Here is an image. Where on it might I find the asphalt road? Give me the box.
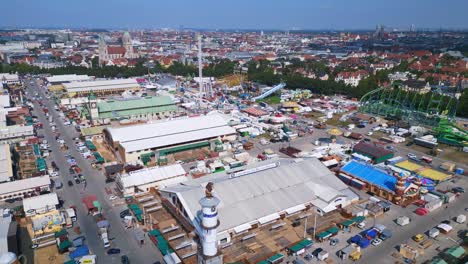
[360,190,468,264]
[27,79,162,263]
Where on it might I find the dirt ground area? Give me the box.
[223,222,301,264]
[93,138,116,162]
[431,145,468,163]
[172,148,211,163]
[34,245,65,264]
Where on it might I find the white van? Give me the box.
[429,228,440,238]
[66,208,77,222]
[101,232,110,248]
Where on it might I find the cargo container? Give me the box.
[439,162,455,172]
[419,239,433,249]
[338,244,361,260]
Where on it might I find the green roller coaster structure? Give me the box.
[434,118,468,147]
[360,87,467,147]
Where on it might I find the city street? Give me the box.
[27,79,163,263]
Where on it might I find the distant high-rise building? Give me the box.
[410,24,416,32]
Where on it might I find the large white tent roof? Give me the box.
[106,114,236,153]
[162,158,353,233]
[63,78,138,92]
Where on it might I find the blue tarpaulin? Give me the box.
[366,229,378,239]
[350,235,361,244]
[358,237,370,248]
[69,245,89,259]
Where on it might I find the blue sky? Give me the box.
[1,0,467,30]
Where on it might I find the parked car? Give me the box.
[108,195,118,201]
[452,187,465,193]
[304,253,313,261]
[107,248,121,255]
[121,255,130,264]
[357,221,366,229]
[371,238,382,246]
[312,248,324,257]
[407,153,418,160]
[330,238,339,246]
[105,178,115,184]
[413,234,425,242]
[120,209,131,218]
[385,146,396,151]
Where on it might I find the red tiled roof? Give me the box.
[353,142,393,159]
[107,46,126,55]
[242,107,268,117]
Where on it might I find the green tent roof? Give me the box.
[54,229,68,238]
[341,219,355,227]
[316,231,332,239]
[33,144,41,156]
[267,253,284,262]
[85,140,97,150]
[129,204,140,210]
[58,239,72,250]
[430,258,447,264]
[257,261,269,264]
[352,216,366,223]
[326,226,339,234]
[98,96,174,112]
[445,246,465,258]
[289,239,313,253]
[149,229,162,237]
[159,141,210,156]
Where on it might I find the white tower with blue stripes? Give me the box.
[198,182,223,264]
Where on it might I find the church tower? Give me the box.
[88,91,99,124]
[122,31,134,58]
[98,34,108,66]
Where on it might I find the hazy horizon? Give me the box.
[1,0,467,31]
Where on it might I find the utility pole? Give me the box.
[313,213,317,240]
[303,217,308,238]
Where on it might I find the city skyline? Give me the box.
[1,0,467,30]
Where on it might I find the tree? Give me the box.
[457,89,468,118]
[425,76,435,85]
